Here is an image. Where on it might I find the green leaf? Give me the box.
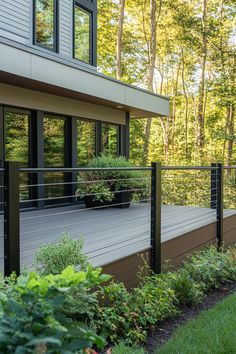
[26,336,62,347]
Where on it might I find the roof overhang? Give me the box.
[0,39,170,118]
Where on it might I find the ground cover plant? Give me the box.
[34,240,236,347]
[90,246,236,346]
[0,241,235,353]
[155,292,236,354]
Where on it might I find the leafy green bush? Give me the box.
[77,155,149,203]
[93,279,177,345]
[167,269,204,306]
[181,246,236,291]
[0,266,109,353]
[35,233,89,275]
[94,282,131,343]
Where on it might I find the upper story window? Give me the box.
[74,1,96,66]
[34,0,57,51]
[74,5,91,64]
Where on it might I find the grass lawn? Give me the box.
[155,292,236,354]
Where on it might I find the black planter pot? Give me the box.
[84,191,131,209]
[114,190,131,208]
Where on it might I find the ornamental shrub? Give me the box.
[35,233,89,275]
[181,246,236,291]
[93,279,177,345]
[167,269,204,306]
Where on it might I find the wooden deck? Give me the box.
[0,203,236,274]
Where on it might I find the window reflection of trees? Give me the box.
[44,117,65,199]
[102,124,118,157]
[77,120,96,166]
[74,6,91,63]
[5,111,30,200]
[35,0,55,49]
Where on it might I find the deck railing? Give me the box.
[1,162,236,276]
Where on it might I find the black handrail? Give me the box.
[20,167,152,172]
[162,166,219,171]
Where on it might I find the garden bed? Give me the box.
[0,238,235,353]
[147,281,236,353]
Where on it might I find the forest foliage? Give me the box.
[97,0,236,166]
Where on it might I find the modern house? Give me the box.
[0,1,236,288]
[0,0,169,205]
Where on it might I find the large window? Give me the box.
[77,119,96,166]
[44,116,65,199]
[4,109,30,200]
[74,4,92,64]
[34,0,57,51]
[102,124,119,157]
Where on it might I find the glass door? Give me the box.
[102,123,119,157]
[44,116,66,203]
[77,119,96,166]
[4,108,30,202]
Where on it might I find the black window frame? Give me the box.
[33,0,58,53]
[73,0,97,66]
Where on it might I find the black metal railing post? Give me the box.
[151,162,162,274]
[211,163,217,209]
[4,161,20,276]
[216,163,223,249]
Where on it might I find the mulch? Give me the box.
[146,281,236,353]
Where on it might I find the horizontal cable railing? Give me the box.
[0,162,235,277]
[15,165,152,273]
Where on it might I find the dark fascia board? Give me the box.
[0,36,169,103]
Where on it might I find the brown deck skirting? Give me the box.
[102,250,150,290]
[102,215,236,289]
[223,214,236,246]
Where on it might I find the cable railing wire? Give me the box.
[20,198,151,221]
[20,187,150,203]
[19,177,152,189]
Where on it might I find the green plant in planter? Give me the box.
[77,155,149,207]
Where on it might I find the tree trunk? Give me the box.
[116,0,126,80]
[227,104,235,167]
[142,0,161,165]
[181,49,189,159]
[196,0,207,158]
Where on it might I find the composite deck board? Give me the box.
[0,204,235,272]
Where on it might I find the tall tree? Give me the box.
[142,0,162,165]
[116,0,126,80]
[196,0,208,156]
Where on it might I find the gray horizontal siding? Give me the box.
[60,0,72,57]
[0,0,77,61]
[0,0,30,41]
